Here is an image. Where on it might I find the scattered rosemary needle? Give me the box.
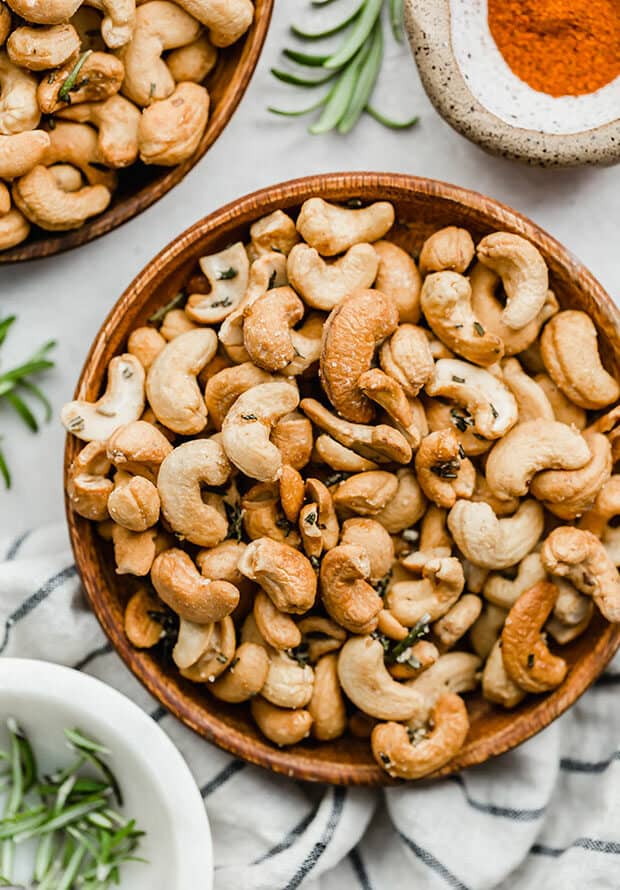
[0,316,56,490]
[269,0,418,134]
[0,721,146,889]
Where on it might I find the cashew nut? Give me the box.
[173,0,253,47]
[333,470,399,517]
[477,232,549,330]
[146,328,217,434]
[62,354,145,442]
[0,51,39,133]
[373,468,426,534]
[358,368,423,447]
[379,324,434,398]
[221,381,300,482]
[0,206,29,249]
[448,499,544,570]
[151,547,239,623]
[179,616,236,682]
[415,429,475,509]
[419,226,475,276]
[373,239,422,323]
[307,653,346,741]
[124,586,163,649]
[297,615,346,662]
[482,639,525,708]
[483,551,546,609]
[138,81,209,165]
[108,471,160,531]
[272,411,314,470]
[242,480,300,546]
[296,197,394,257]
[186,242,249,324]
[534,373,586,429]
[58,95,141,168]
[425,358,518,439]
[38,51,125,114]
[242,286,304,372]
[432,594,482,651]
[67,441,113,521]
[251,698,313,747]
[287,242,378,311]
[112,524,157,575]
[167,34,217,83]
[385,556,464,625]
[7,23,80,69]
[5,0,81,25]
[485,419,591,501]
[501,581,567,693]
[249,210,299,259]
[13,164,111,231]
[319,544,382,634]
[205,361,272,431]
[340,517,394,582]
[501,357,554,422]
[530,430,612,519]
[253,589,301,651]
[262,648,314,709]
[106,419,172,481]
[423,397,492,457]
[404,651,481,727]
[238,537,317,614]
[470,602,507,659]
[541,310,620,410]
[210,642,269,703]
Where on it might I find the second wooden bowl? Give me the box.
[1,0,273,264]
[65,172,620,785]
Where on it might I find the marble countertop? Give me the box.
[2,0,619,537]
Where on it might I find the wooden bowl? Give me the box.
[0,0,273,265]
[65,172,620,785]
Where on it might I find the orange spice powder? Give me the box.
[487,0,620,97]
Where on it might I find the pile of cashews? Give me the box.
[63,196,620,780]
[0,0,254,248]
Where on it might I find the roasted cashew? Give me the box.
[387,638,439,680]
[147,328,216,434]
[477,232,549,329]
[107,419,172,481]
[320,289,399,423]
[0,4,9,45]
[196,540,251,592]
[501,581,567,693]
[432,594,482,651]
[542,526,620,623]
[469,263,558,355]
[358,368,423,447]
[448,499,544,570]
[261,647,314,709]
[470,602,507,659]
[242,481,300,546]
[248,210,299,259]
[313,435,378,472]
[172,618,216,670]
[127,326,165,370]
[242,286,304,372]
[39,121,116,189]
[425,358,518,439]
[534,373,586,429]
[151,547,238,623]
[337,636,424,721]
[333,470,398,517]
[300,397,412,464]
[541,310,620,410]
[483,551,546,609]
[5,0,81,24]
[297,615,346,662]
[179,616,236,682]
[158,438,231,546]
[423,397,492,457]
[7,23,80,69]
[471,470,519,516]
[210,642,269,703]
[320,544,382,634]
[62,354,145,442]
[254,589,301,651]
[296,197,394,256]
[107,471,160,531]
[415,429,475,508]
[308,653,346,741]
[124,586,163,649]
[419,226,475,276]
[530,430,612,520]
[119,1,201,106]
[304,477,339,550]
[167,34,217,83]
[221,381,300,482]
[160,308,196,340]
[0,206,29,249]
[251,698,313,747]
[379,324,434,398]
[579,475,620,538]
[38,51,125,114]
[421,271,504,367]
[139,80,209,165]
[0,130,48,180]
[482,640,525,708]
[186,242,249,324]
[286,242,378,311]
[173,0,253,47]
[340,517,394,582]
[13,164,111,231]
[374,239,422,323]
[0,51,39,134]
[272,412,314,470]
[112,524,157,575]
[419,505,452,552]
[501,358,554,423]
[58,95,141,168]
[373,468,426,534]
[67,441,113,521]
[238,537,317,614]
[205,361,272,431]
[372,693,469,780]
[404,651,481,727]
[385,556,464,625]
[485,419,591,501]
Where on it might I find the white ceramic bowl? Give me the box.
[0,659,213,890]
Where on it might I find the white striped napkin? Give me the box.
[2,524,620,890]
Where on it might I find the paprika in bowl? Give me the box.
[405,0,620,166]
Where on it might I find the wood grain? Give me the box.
[0,0,273,265]
[65,173,620,785]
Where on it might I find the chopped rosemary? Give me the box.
[0,317,56,489]
[490,403,499,419]
[148,291,186,324]
[372,569,392,598]
[216,267,238,280]
[288,643,310,666]
[473,321,485,336]
[268,269,278,289]
[384,614,431,665]
[276,516,293,536]
[309,555,321,571]
[452,375,465,383]
[215,653,228,664]
[324,471,349,487]
[346,198,364,208]
[527,653,535,668]
[58,50,92,102]
[457,443,466,460]
[241,413,258,421]
[224,501,244,542]
[304,510,318,525]
[430,460,460,479]
[210,297,233,308]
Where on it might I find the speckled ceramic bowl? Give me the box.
[405,0,620,167]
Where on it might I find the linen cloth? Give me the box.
[1,524,620,890]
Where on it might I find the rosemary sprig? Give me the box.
[0,722,145,888]
[58,50,92,103]
[148,291,187,325]
[0,317,56,490]
[270,0,418,134]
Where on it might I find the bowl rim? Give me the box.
[404,0,620,167]
[0,657,213,889]
[65,171,620,785]
[0,0,274,265]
